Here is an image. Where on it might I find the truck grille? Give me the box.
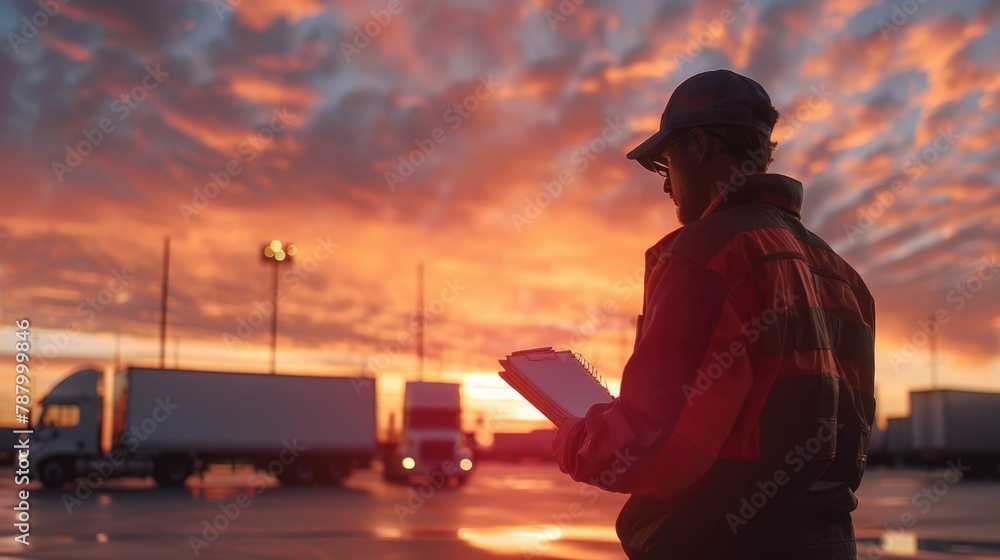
[420,441,455,462]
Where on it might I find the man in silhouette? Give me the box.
[553,69,876,559]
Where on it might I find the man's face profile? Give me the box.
[660,131,719,225]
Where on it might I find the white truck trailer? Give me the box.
[910,389,1000,478]
[31,367,377,489]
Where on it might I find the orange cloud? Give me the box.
[3,0,1000,431]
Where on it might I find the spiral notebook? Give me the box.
[498,346,615,427]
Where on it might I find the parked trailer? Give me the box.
[882,417,915,467]
[910,389,1000,477]
[32,367,376,489]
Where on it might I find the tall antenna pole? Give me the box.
[417,261,425,382]
[929,314,939,388]
[159,236,170,368]
[270,260,279,374]
[173,335,180,369]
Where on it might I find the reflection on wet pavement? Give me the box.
[2,464,998,559]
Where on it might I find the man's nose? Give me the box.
[662,174,672,195]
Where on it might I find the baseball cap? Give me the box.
[627,69,775,172]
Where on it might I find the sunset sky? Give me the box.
[1,0,999,434]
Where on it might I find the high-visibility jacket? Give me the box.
[554,173,876,559]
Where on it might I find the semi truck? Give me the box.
[31,366,377,489]
[909,389,1000,477]
[382,381,475,485]
[0,425,23,466]
[867,389,1000,478]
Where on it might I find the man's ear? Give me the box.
[690,128,710,163]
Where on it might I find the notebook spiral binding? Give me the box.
[572,352,612,396]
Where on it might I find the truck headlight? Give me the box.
[401,457,416,470]
[459,458,473,471]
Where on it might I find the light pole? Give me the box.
[262,239,296,374]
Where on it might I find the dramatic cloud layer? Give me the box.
[2,0,998,427]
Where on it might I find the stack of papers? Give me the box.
[499,346,615,427]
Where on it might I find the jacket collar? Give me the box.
[701,173,803,219]
[643,173,803,285]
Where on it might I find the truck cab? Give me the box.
[32,368,103,488]
[384,381,474,485]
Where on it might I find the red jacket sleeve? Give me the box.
[553,251,755,496]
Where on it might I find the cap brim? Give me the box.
[626,129,670,172]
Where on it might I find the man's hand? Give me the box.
[552,416,584,474]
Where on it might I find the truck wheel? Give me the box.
[279,460,318,486]
[382,463,407,485]
[39,459,69,489]
[964,458,996,480]
[382,466,398,483]
[321,460,351,486]
[152,458,192,487]
[381,452,411,485]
